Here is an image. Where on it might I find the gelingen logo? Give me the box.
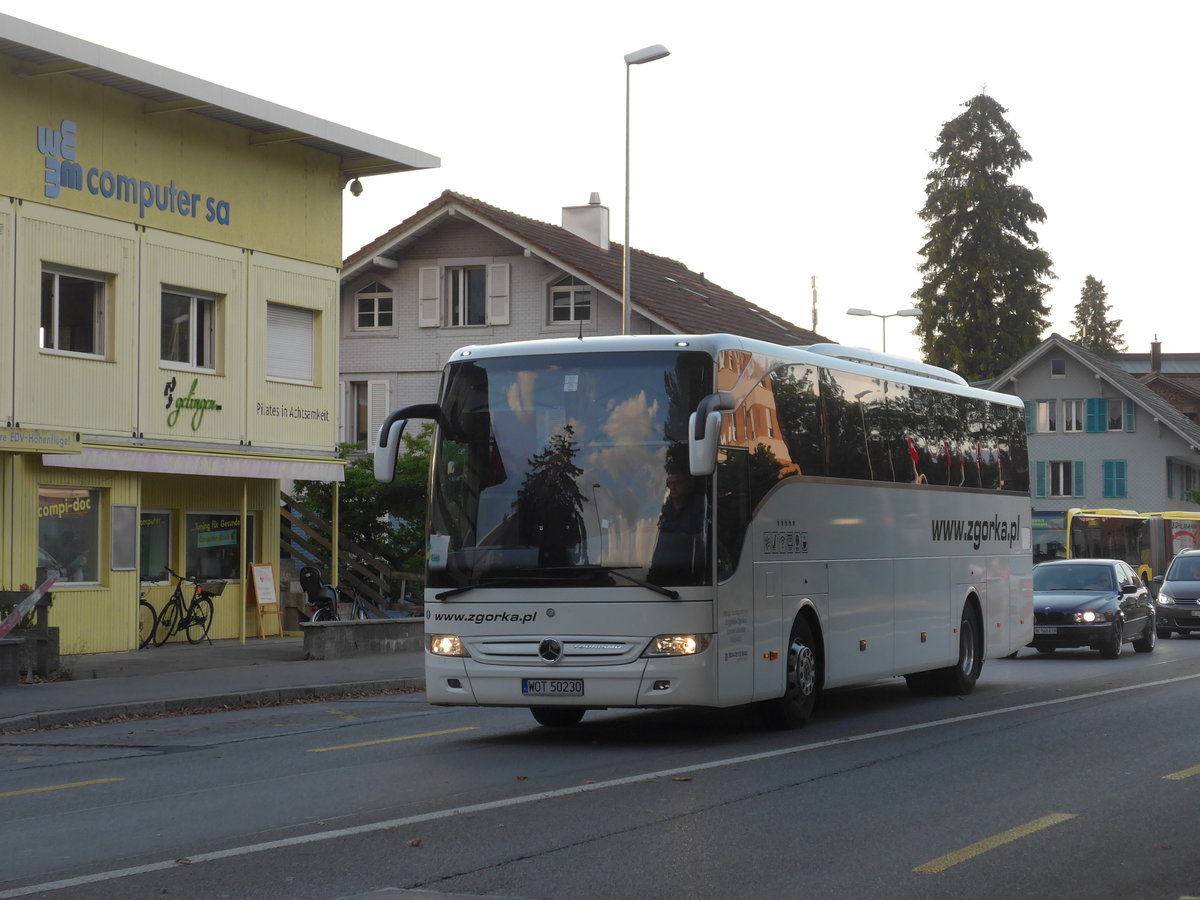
[38,119,232,225]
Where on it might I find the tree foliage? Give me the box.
[1070,275,1126,353]
[914,94,1054,381]
[291,424,433,575]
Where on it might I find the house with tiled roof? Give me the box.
[989,334,1200,561]
[337,190,828,448]
[1104,340,1200,425]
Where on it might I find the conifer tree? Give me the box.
[1070,275,1126,353]
[914,94,1054,381]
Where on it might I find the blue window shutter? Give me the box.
[1085,398,1105,432]
[1034,460,1047,498]
[1073,461,1086,498]
[1123,398,1135,432]
[1103,460,1128,498]
[1024,400,1034,434]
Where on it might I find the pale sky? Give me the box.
[6,0,1194,364]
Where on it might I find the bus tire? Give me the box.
[909,604,982,696]
[530,707,585,727]
[763,615,819,729]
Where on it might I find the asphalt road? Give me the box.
[3,637,1200,899]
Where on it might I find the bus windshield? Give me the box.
[427,349,714,590]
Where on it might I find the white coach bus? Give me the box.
[374,334,1033,728]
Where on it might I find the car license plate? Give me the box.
[1190,610,1200,617]
[1034,626,1057,635]
[522,678,584,697]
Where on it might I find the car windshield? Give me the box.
[1166,556,1200,581]
[1034,564,1116,592]
[427,349,715,590]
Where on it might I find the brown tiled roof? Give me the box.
[344,190,829,346]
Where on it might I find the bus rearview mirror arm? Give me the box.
[374,403,443,483]
[688,391,734,477]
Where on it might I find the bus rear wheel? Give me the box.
[906,605,982,696]
[530,707,585,727]
[763,616,819,729]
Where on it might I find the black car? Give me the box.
[1030,559,1156,658]
[1154,548,1200,637]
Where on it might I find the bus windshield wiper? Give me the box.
[539,565,680,599]
[434,575,555,600]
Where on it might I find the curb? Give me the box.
[0,676,425,733]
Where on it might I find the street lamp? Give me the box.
[846,307,920,353]
[622,43,670,336]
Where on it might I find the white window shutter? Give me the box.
[337,380,347,444]
[266,303,314,383]
[418,266,440,328]
[487,263,510,325]
[367,380,390,452]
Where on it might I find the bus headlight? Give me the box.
[427,634,468,656]
[643,634,711,657]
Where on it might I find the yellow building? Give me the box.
[0,15,438,653]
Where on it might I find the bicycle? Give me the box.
[300,566,371,622]
[137,578,157,649]
[152,567,224,646]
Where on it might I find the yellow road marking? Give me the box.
[324,709,359,722]
[914,813,1076,874]
[0,778,123,799]
[307,726,477,753]
[1164,764,1200,781]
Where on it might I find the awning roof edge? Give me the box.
[42,447,345,482]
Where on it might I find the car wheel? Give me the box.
[1100,619,1124,659]
[1133,615,1158,653]
[530,707,585,727]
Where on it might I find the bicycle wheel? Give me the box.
[311,605,335,622]
[153,600,180,646]
[138,600,157,649]
[185,597,214,644]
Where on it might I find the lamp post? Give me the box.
[846,307,920,353]
[622,43,670,336]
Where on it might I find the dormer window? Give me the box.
[550,275,591,323]
[355,281,393,330]
[1051,358,1066,377]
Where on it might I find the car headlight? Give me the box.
[643,634,711,657]
[1158,589,1176,606]
[427,633,468,656]
[1075,610,1112,624]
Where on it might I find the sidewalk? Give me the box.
[0,637,426,733]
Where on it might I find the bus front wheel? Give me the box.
[763,616,819,729]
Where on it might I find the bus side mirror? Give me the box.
[374,418,407,483]
[688,391,734,477]
[372,402,444,483]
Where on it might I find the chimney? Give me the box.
[562,192,610,250]
[1151,336,1162,372]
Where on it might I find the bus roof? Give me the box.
[446,334,1021,408]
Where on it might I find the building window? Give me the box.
[447,266,486,326]
[1051,358,1066,377]
[355,282,393,330]
[37,487,101,584]
[1049,461,1076,497]
[1036,400,1057,433]
[1102,460,1128,498]
[161,289,216,371]
[185,512,255,581]
[1062,399,1084,432]
[1086,397,1133,432]
[266,302,314,383]
[41,267,105,357]
[139,511,172,582]
[550,275,592,323]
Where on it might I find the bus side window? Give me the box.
[716,447,750,580]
